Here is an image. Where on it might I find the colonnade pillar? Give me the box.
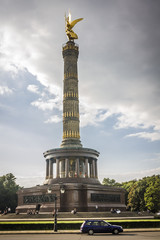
[88,158,98,178]
[85,158,88,178]
[48,159,53,179]
[56,159,59,178]
[46,159,49,179]
[75,158,79,177]
[95,160,98,178]
[92,159,96,178]
[65,158,69,178]
[45,157,98,180]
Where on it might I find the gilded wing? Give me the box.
[70,18,83,29]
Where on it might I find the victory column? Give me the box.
[16,13,126,213]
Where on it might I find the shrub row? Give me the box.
[109,221,160,229]
[0,220,160,231]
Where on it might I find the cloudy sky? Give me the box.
[0,0,160,187]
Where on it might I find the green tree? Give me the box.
[102,178,121,187]
[102,178,137,206]
[102,175,160,212]
[0,173,20,213]
[121,180,137,207]
[127,177,148,211]
[144,175,160,213]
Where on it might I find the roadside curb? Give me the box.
[0,228,160,234]
[124,228,160,232]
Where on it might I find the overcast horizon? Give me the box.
[0,0,160,187]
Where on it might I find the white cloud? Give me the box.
[31,98,59,111]
[80,101,99,127]
[80,99,113,127]
[0,27,28,75]
[27,84,40,94]
[126,131,160,142]
[45,115,61,124]
[0,85,13,95]
[0,11,62,93]
[114,106,151,130]
[29,85,62,112]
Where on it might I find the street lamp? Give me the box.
[60,187,65,194]
[47,186,65,232]
[47,188,57,232]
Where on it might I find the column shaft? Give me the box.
[56,159,59,178]
[46,159,49,179]
[75,158,79,177]
[65,158,69,178]
[95,159,98,178]
[89,162,92,178]
[85,158,88,178]
[49,159,53,179]
[92,159,96,178]
[61,41,82,148]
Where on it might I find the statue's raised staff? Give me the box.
[65,12,83,40]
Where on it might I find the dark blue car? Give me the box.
[80,220,123,235]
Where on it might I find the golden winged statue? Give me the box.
[65,12,83,40]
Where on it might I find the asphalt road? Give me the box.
[0,232,160,240]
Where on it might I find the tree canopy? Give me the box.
[102,175,160,213]
[144,175,160,212]
[0,173,20,213]
[102,178,121,187]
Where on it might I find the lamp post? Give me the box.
[47,186,65,232]
[47,188,57,232]
[53,195,57,232]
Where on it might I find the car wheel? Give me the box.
[88,229,94,235]
[113,229,119,235]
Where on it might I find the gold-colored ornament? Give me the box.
[65,11,83,40]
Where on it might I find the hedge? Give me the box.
[0,220,160,231]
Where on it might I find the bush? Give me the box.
[0,220,160,231]
[108,220,160,229]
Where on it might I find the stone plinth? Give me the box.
[17,183,126,213]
